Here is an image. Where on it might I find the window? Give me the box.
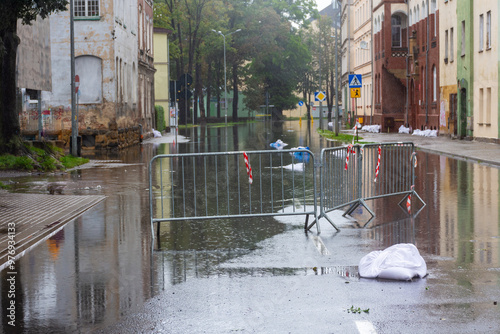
[486,11,491,49]
[479,14,484,52]
[431,0,437,36]
[391,15,402,47]
[444,30,449,62]
[486,88,491,123]
[75,56,102,103]
[461,21,466,56]
[433,66,437,101]
[74,0,99,17]
[450,27,454,61]
[479,88,484,123]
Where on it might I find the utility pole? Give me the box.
[70,0,78,156]
[334,0,341,136]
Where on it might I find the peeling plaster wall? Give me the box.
[44,0,138,132]
[17,17,52,91]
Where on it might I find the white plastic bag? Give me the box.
[152,129,162,138]
[359,243,427,281]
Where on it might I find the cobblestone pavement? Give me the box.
[0,191,106,271]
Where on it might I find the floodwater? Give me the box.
[1,120,499,333]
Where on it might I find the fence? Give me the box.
[306,142,425,231]
[149,143,425,235]
[149,148,320,234]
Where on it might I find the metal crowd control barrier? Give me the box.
[149,149,320,235]
[149,143,425,235]
[306,142,425,231]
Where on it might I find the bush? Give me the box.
[155,105,166,132]
[0,154,34,170]
[60,155,89,169]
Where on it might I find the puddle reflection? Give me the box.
[0,121,499,332]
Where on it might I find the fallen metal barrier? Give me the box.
[306,142,425,231]
[149,149,320,235]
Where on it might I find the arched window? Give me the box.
[391,14,402,47]
[75,55,102,103]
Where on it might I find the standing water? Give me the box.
[1,120,499,332]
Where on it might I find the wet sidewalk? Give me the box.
[0,191,106,272]
[353,131,500,167]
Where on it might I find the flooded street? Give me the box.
[1,120,499,333]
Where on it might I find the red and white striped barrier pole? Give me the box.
[243,152,253,184]
[411,151,418,167]
[374,145,381,182]
[345,144,354,171]
[406,185,415,214]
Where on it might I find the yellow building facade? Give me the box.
[472,1,498,140]
[153,28,171,127]
[439,0,458,136]
[353,0,373,125]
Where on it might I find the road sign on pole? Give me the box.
[314,91,326,102]
[75,75,80,93]
[348,74,362,88]
[350,87,361,98]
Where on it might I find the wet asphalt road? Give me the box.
[1,121,500,333]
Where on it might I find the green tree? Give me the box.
[243,7,312,120]
[0,0,68,154]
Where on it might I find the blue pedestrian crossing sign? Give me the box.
[348,74,362,88]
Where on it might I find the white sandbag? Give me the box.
[359,243,427,281]
[361,124,381,133]
[152,129,162,138]
[398,125,410,134]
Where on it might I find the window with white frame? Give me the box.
[391,14,402,47]
[431,0,437,36]
[445,30,448,61]
[450,27,454,61]
[461,21,465,56]
[479,14,484,52]
[486,11,491,49]
[433,65,437,101]
[479,88,484,123]
[74,0,99,17]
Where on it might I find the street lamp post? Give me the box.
[333,0,341,136]
[211,28,241,127]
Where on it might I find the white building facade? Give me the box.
[43,0,154,149]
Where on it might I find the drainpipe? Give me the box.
[425,0,429,125]
[405,0,409,127]
[370,0,373,125]
[347,0,351,121]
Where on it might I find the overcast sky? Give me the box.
[315,0,333,11]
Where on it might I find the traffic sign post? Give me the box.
[349,75,362,124]
[314,91,326,102]
[348,74,362,88]
[350,87,361,98]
